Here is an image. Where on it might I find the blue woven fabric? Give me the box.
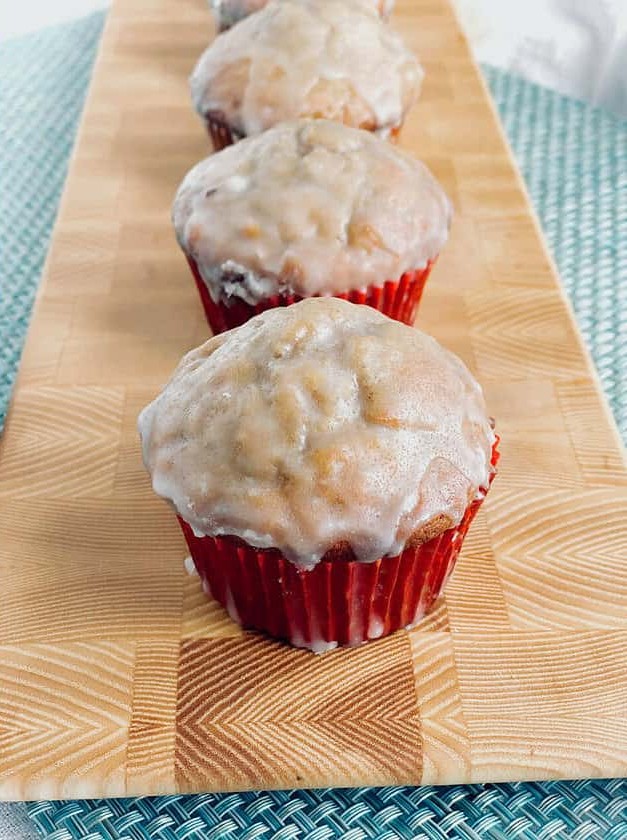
[1,10,626,840]
[482,65,627,436]
[0,12,106,431]
[23,782,627,839]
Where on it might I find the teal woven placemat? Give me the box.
[23,783,627,840]
[0,12,106,433]
[482,65,627,437]
[1,11,626,840]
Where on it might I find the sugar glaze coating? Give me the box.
[139,299,495,569]
[191,0,422,137]
[173,120,451,304]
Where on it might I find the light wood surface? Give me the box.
[1,0,626,800]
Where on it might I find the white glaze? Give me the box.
[306,638,339,654]
[139,298,495,570]
[368,616,385,639]
[173,120,451,303]
[183,555,198,576]
[191,0,422,136]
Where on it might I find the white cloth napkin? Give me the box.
[453,0,627,117]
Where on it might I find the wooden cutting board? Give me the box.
[1,0,627,801]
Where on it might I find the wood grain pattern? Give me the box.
[174,635,422,791]
[0,0,626,798]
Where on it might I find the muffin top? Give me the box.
[139,298,495,569]
[173,120,451,303]
[211,0,394,31]
[191,0,422,137]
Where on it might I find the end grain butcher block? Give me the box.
[1,0,627,800]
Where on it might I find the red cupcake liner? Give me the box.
[205,111,243,151]
[186,255,434,334]
[178,441,499,651]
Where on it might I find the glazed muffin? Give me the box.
[173,119,451,333]
[191,0,422,149]
[139,298,498,651]
[210,0,395,32]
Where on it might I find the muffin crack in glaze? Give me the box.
[173,120,451,304]
[139,299,495,570]
[191,0,423,136]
